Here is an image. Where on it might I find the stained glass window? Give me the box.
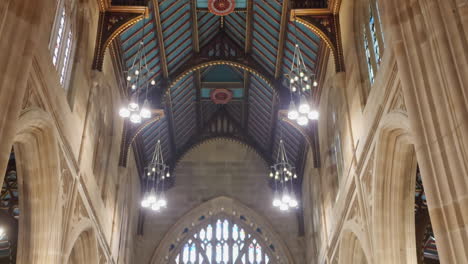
[363,0,384,85]
[173,218,271,264]
[364,32,375,84]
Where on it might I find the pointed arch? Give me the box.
[13,107,62,264]
[338,222,371,264]
[63,219,99,264]
[149,196,295,264]
[372,111,418,264]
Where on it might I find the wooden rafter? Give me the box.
[275,0,290,79]
[242,71,250,128]
[195,70,202,131]
[190,0,200,52]
[151,0,169,78]
[268,91,280,154]
[244,0,253,53]
[164,91,178,158]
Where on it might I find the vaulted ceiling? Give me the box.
[115,0,325,181]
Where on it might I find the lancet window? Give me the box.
[173,218,271,264]
[362,0,384,85]
[50,0,76,89]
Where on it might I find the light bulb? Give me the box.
[140,99,151,119]
[131,84,136,90]
[166,172,170,177]
[303,76,308,81]
[298,95,310,114]
[141,199,150,208]
[294,76,299,81]
[313,80,318,87]
[280,203,289,211]
[290,78,295,84]
[282,192,291,204]
[158,198,167,208]
[293,174,297,179]
[273,198,281,207]
[151,80,156,85]
[130,113,142,123]
[135,70,140,75]
[269,172,274,178]
[297,115,309,126]
[128,102,139,111]
[119,107,130,118]
[299,72,304,77]
[152,167,156,172]
[308,110,319,120]
[306,84,311,90]
[288,101,299,120]
[151,203,161,211]
[289,199,298,208]
[147,196,156,204]
[127,76,131,81]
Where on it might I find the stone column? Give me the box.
[0,0,48,181]
[385,0,468,262]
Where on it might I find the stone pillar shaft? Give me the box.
[390,0,468,262]
[0,0,45,182]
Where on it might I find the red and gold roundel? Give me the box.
[208,0,236,16]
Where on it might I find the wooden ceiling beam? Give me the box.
[275,0,290,79]
[195,70,202,131]
[242,71,250,129]
[151,0,169,78]
[244,0,253,54]
[190,0,200,53]
[164,92,178,160]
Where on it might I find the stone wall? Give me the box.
[0,0,140,263]
[135,139,305,264]
[301,0,468,263]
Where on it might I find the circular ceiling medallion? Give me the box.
[208,0,236,16]
[210,89,233,104]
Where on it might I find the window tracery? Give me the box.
[362,0,384,85]
[173,218,272,264]
[50,0,76,90]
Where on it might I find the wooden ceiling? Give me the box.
[114,0,325,182]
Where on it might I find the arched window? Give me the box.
[362,0,384,85]
[172,218,272,264]
[50,0,77,90]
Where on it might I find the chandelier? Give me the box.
[119,15,156,124]
[141,140,171,211]
[269,139,299,211]
[287,44,319,126]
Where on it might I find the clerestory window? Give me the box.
[50,0,76,90]
[363,0,384,85]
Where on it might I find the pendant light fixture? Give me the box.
[119,13,156,124]
[141,140,171,212]
[287,42,319,126]
[269,139,299,211]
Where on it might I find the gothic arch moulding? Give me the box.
[338,223,371,264]
[13,107,63,264]
[372,111,418,264]
[149,196,295,264]
[163,60,276,97]
[63,220,99,264]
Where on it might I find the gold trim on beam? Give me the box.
[275,0,290,79]
[107,5,148,14]
[151,0,169,78]
[290,8,331,17]
[166,60,274,96]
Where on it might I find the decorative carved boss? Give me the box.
[208,0,236,16]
